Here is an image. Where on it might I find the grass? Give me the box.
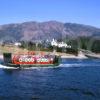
[0,45,75,57]
[0,45,28,54]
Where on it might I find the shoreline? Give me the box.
[0,52,100,60]
[0,53,88,59]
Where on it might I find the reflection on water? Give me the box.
[0,58,100,100]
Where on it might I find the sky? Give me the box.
[0,0,100,28]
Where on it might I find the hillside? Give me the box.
[0,21,100,42]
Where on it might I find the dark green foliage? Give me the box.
[78,36,91,50]
[19,36,100,53]
[91,40,100,53]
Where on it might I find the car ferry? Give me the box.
[2,52,60,68]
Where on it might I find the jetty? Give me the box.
[80,49,100,59]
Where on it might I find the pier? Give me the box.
[80,49,100,59]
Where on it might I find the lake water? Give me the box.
[0,58,100,100]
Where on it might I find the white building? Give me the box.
[14,42,21,46]
[51,39,71,48]
[51,39,58,46]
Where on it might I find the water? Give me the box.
[0,58,100,100]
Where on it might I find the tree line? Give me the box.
[19,36,100,54]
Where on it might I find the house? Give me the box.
[14,42,21,46]
[51,39,71,48]
[51,39,58,46]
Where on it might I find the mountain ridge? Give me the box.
[0,21,100,42]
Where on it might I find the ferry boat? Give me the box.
[2,52,60,68]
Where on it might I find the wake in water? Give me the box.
[60,58,100,67]
[0,63,100,70]
[0,64,18,69]
[59,63,100,68]
[0,64,59,69]
[0,58,100,69]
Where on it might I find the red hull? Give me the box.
[12,55,54,65]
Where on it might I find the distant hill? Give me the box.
[0,21,100,42]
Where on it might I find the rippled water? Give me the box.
[0,58,100,100]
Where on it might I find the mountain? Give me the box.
[0,21,100,42]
